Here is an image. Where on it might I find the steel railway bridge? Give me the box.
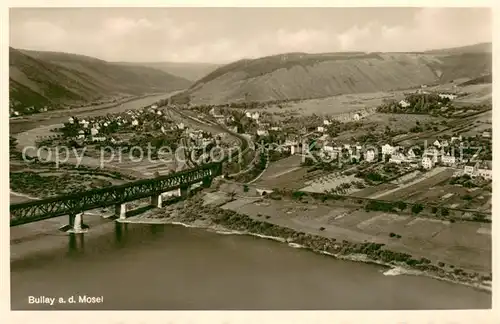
[10,162,223,229]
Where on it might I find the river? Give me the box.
[10,218,491,310]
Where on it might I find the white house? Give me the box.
[353,113,362,121]
[439,93,457,100]
[381,144,395,156]
[131,119,139,126]
[251,112,260,120]
[68,117,74,124]
[90,128,99,136]
[77,130,85,139]
[284,139,299,155]
[422,155,435,170]
[317,126,325,132]
[433,140,441,148]
[270,126,281,131]
[245,112,252,118]
[389,152,407,164]
[441,154,456,166]
[323,119,331,126]
[92,136,106,142]
[257,129,269,136]
[322,145,335,153]
[364,149,376,162]
[477,161,492,180]
[482,131,492,138]
[399,100,410,108]
[424,147,441,163]
[407,148,417,160]
[210,107,224,118]
[464,161,480,177]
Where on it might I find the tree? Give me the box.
[411,204,424,215]
[396,201,407,211]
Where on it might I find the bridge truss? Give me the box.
[10,163,222,226]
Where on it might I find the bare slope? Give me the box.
[9,48,192,112]
[174,43,491,105]
[115,62,221,82]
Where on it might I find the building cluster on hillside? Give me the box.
[201,96,491,180]
[9,105,48,117]
[62,106,183,144]
[279,131,492,180]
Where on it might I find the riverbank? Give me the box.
[122,193,492,293]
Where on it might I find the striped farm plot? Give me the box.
[300,173,364,194]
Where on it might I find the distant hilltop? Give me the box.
[171,42,492,106]
[9,47,192,114]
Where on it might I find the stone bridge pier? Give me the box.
[59,212,89,233]
[115,203,127,220]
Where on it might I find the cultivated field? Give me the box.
[221,197,491,274]
[371,167,455,201]
[299,172,364,194]
[261,90,405,117]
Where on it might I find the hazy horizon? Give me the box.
[10,7,492,64]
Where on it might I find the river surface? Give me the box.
[10,219,491,310]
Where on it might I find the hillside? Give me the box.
[173,43,492,106]
[115,62,220,82]
[424,42,492,55]
[9,48,192,113]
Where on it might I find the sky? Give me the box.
[9,7,492,64]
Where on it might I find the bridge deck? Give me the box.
[10,162,222,226]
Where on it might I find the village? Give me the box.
[194,89,492,183]
[36,104,240,165]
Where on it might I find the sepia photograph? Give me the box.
[8,5,493,312]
